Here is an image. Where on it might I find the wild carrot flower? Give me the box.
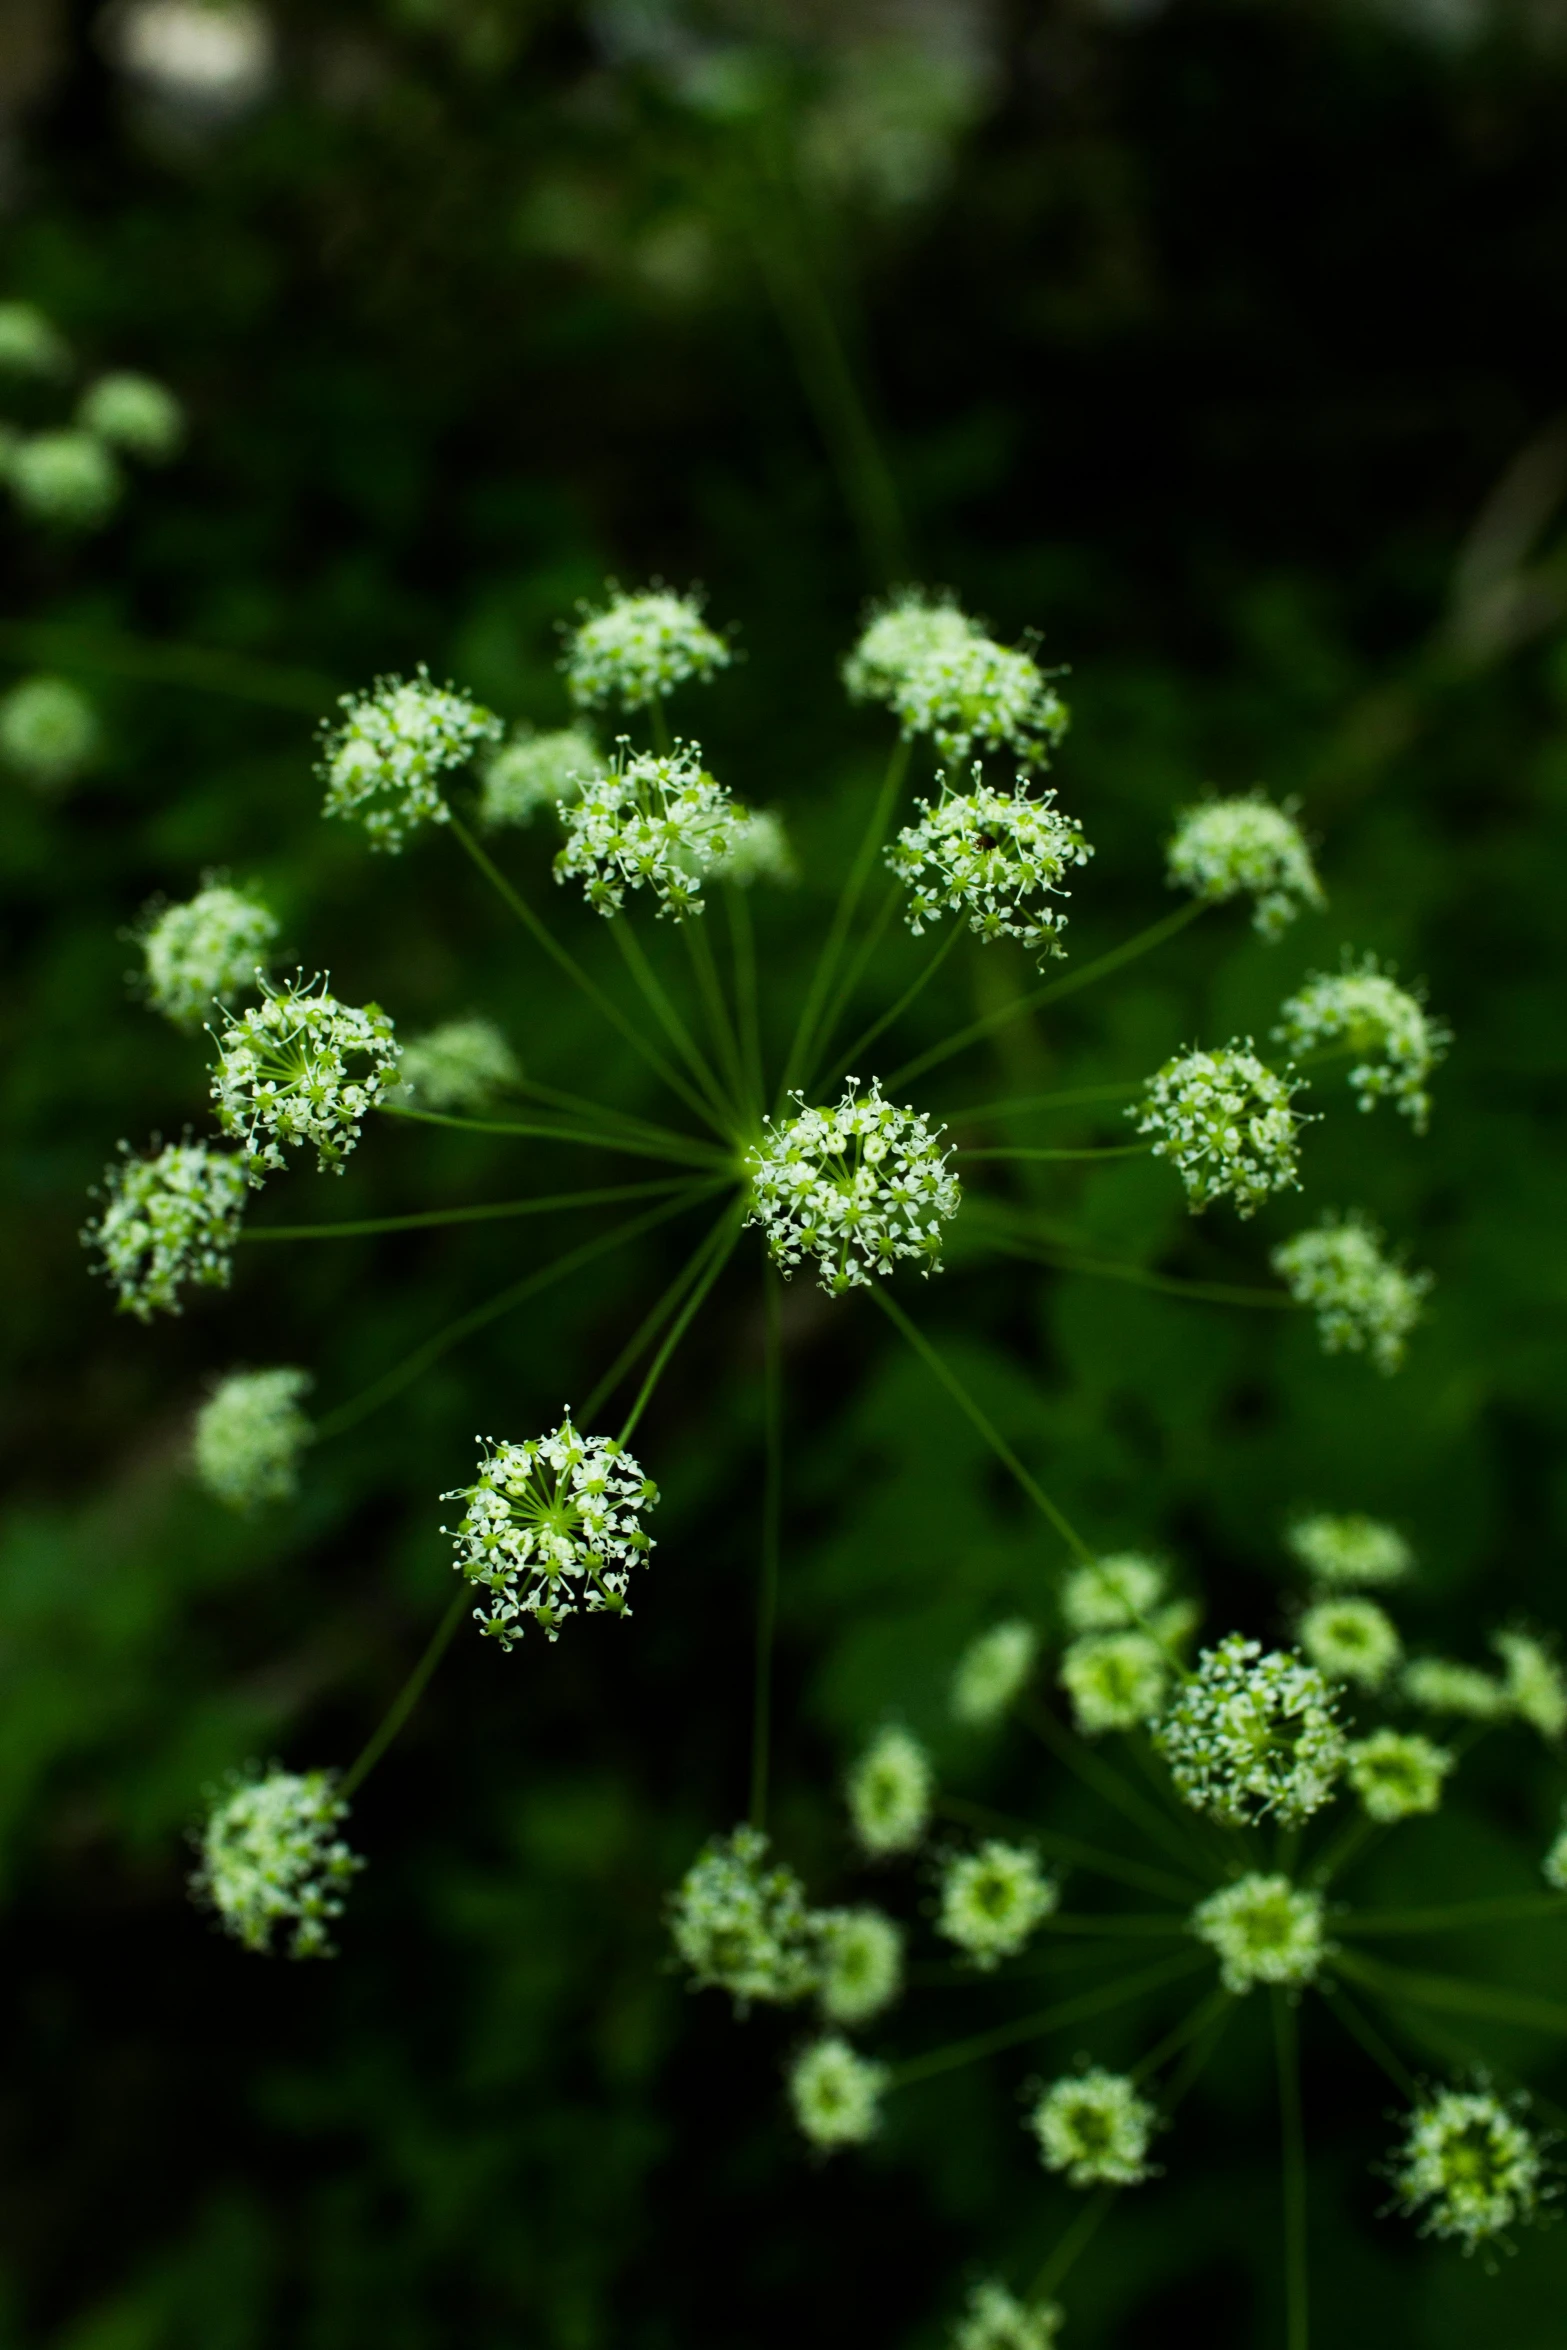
[444,1415,656,1647]
[85,1138,248,1319]
[1190,1874,1326,1994]
[1275,955,1448,1132]
[319,670,500,850]
[787,2036,888,2148]
[668,1825,818,2008]
[1166,792,1324,938]
[744,1080,960,1294]
[1027,2068,1157,2187]
[139,881,277,1031]
[192,1766,362,1960]
[886,771,1090,960]
[937,1839,1056,1968]
[950,1620,1039,1727]
[210,974,399,1181]
[1271,1213,1431,1373]
[1388,2089,1547,2252]
[554,741,746,920]
[1133,1042,1305,1216]
[1155,1633,1344,1826]
[1346,1730,1453,1823]
[194,1367,313,1510]
[564,586,731,711]
[846,1725,932,1855]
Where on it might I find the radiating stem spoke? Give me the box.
[821,916,965,1094]
[340,1590,468,1799]
[613,919,736,1132]
[887,1949,1209,2090]
[781,736,911,1105]
[379,1099,725,1170]
[616,1201,747,1445]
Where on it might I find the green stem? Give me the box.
[872,1289,1093,1561]
[1131,1986,1231,2087]
[1272,1990,1310,2350]
[311,1189,715,1441]
[943,1082,1144,1124]
[240,1177,696,1243]
[648,701,674,757]
[887,1949,1209,2090]
[1332,1946,1567,2036]
[1028,2188,1116,2306]
[820,917,966,1093]
[380,1100,724,1170]
[970,1219,1294,1311]
[512,1074,714,1159]
[612,919,736,1133]
[935,1795,1202,1905]
[955,1144,1151,1164]
[1321,1977,1421,2099]
[885,900,1207,1093]
[1337,1893,1567,1936]
[750,1270,784,1829]
[1306,1813,1383,1889]
[780,735,911,1105]
[579,1214,741,1427]
[682,913,748,1113]
[1020,1698,1210,1873]
[339,1591,467,1799]
[806,879,904,1078]
[448,815,725,1136]
[617,1202,747,1444]
[1041,1914,1188,1938]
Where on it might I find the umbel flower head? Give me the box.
[8,430,121,528]
[319,670,500,851]
[0,299,69,376]
[951,2281,1063,2350]
[1492,1629,1567,1742]
[846,1725,933,1855]
[0,673,98,786]
[1347,1729,1453,1823]
[1190,1874,1326,1995]
[554,740,747,921]
[668,1824,818,2008]
[393,1017,520,1113]
[1133,1042,1306,1217]
[77,371,185,462]
[950,1619,1039,1727]
[1154,1633,1345,1826]
[816,1907,904,2025]
[563,585,731,712]
[1287,1512,1413,1589]
[744,1080,961,1295]
[191,1766,362,1960]
[1402,1656,1510,1721]
[843,588,1069,767]
[1388,2088,1548,2253]
[1271,1211,1431,1374]
[194,1367,313,1511]
[712,806,796,888]
[1298,1596,1402,1690]
[1061,1551,1168,1633]
[885,772,1091,962]
[787,2035,888,2149]
[479,723,598,830]
[937,1839,1057,1968]
[1165,791,1325,939]
[1060,1630,1169,1735]
[138,880,277,1031]
[210,973,400,1182]
[1275,955,1449,1133]
[443,1415,657,1648]
[84,1138,248,1320]
[1027,2067,1157,2188]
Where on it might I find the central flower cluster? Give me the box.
[554,741,746,921]
[211,973,401,1181]
[1133,1042,1305,1217]
[886,772,1091,960]
[1154,1633,1345,1826]
[744,1081,962,1294]
[443,1414,658,1647]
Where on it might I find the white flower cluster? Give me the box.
[1133,1042,1305,1216]
[479,724,598,829]
[951,2282,1063,2350]
[0,673,97,786]
[1165,793,1324,939]
[319,670,500,852]
[1060,1631,1169,1735]
[1287,1513,1412,1588]
[443,1415,657,1648]
[554,741,746,920]
[79,371,184,461]
[393,1018,520,1113]
[210,974,400,1182]
[1062,1552,1169,1632]
[744,1080,961,1295]
[1346,1729,1453,1823]
[787,2035,889,2149]
[85,1139,248,1320]
[1298,1596,1401,1689]
[8,431,121,528]
[950,1619,1039,1727]
[192,1766,362,1960]
[844,589,1068,766]
[1027,2068,1157,2188]
[1402,1657,1509,1721]
[1493,1628,1567,1741]
[1271,1212,1431,1374]
[1189,1874,1326,1995]
[713,806,795,887]
[667,1825,819,2008]
[886,772,1091,961]
[847,1725,933,1854]
[0,300,69,376]
[139,881,277,1031]
[564,587,731,712]
[194,1367,313,1511]
[1154,1633,1345,1826]
[816,1907,904,2024]
[1389,2089,1546,2252]
[937,1839,1057,1968]
[1276,957,1448,1131]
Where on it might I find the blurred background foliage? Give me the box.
[4,0,1567,2344]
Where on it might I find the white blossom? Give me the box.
[139,881,277,1031]
[1060,1631,1169,1735]
[77,372,184,461]
[1492,1629,1567,1741]
[191,1767,362,1960]
[1190,1874,1326,1995]
[1027,2068,1157,2187]
[393,1018,520,1113]
[0,300,69,376]
[843,588,1068,766]
[885,770,1090,961]
[937,1839,1056,1968]
[8,430,121,528]
[1299,1597,1401,1690]
[1402,1657,1510,1720]
[564,586,730,711]
[950,1620,1039,1727]
[1346,1730,1453,1823]
[846,1725,932,1855]
[744,1080,960,1294]
[1275,956,1448,1132]
[1166,792,1324,939]
[950,2282,1063,2350]
[194,1367,313,1510]
[84,1138,248,1320]
[210,973,400,1182]
[1060,1552,1167,1634]
[479,724,598,829]
[443,1414,656,1648]
[554,740,746,920]
[1389,2089,1546,2252]
[1286,1513,1413,1590]
[1154,1633,1345,1827]
[787,2036,888,2149]
[668,1824,818,2008]
[712,806,796,887]
[319,670,500,851]
[0,674,97,786]
[816,1907,904,2025]
[1133,1042,1306,1217]
[1271,1212,1431,1374]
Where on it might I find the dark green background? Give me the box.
[5,2,1567,2344]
